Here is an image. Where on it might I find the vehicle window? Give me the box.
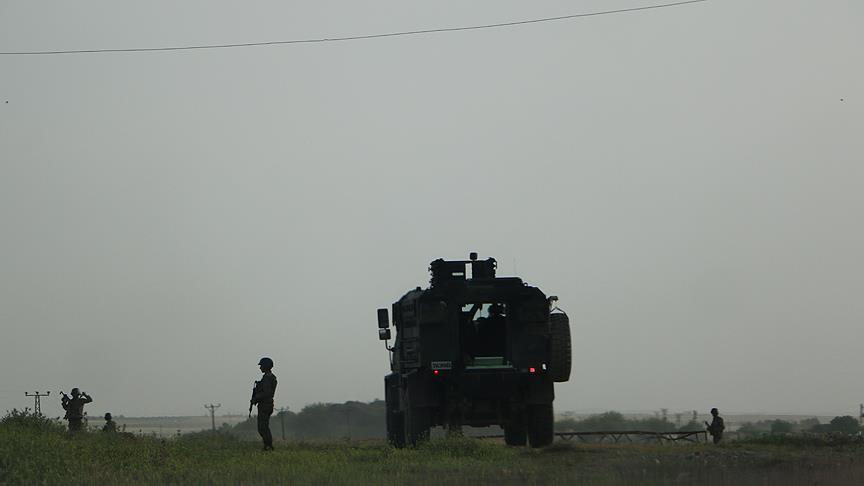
[460,303,508,360]
[461,303,507,320]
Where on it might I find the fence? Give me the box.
[479,430,708,444]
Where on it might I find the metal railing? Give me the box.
[478,430,708,443]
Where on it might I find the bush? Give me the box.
[770,420,794,435]
[223,400,385,441]
[0,409,65,434]
[810,416,861,434]
[555,418,579,431]
[678,420,703,432]
[558,411,681,433]
[570,411,627,431]
[743,432,864,447]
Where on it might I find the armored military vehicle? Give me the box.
[376,253,571,447]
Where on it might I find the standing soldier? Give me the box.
[250,357,278,450]
[705,407,725,444]
[102,413,117,432]
[60,388,93,432]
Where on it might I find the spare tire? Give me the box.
[549,312,572,382]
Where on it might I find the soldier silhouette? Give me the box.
[102,412,117,432]
[705,407,725,444]
[60,388,92,432]
[250,357,278,450]
[475,303,506,357]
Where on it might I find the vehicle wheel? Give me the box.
[388,410,405,447]
[549,313,572,382]
[527,404,554,448]
[504,425,527,446]
[405,406,430,446]
[385,376,405,447]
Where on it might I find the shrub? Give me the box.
[570,411,627,431]
[770,420,794,435]
[809,416,861,434]
[743,432,863,447]
[0,409,65,434]
[678,420,703,432]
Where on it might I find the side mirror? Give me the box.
[378,328,391,341]
[377,308,390,329]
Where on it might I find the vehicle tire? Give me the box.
[385,376,405,447]
[504,425,527,446]
[527,404,554,448]
[405,406,430,446]
[549,313,572,383]
[388,410,405,447]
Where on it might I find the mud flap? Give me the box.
[406,372,441,408]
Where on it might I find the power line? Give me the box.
[204,403,221,432]
[0,0,707,56]
[278,407,288,441]
[25,391,50,415]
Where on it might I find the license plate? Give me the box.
[431,361,452,370]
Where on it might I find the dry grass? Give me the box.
[3,421,864,485]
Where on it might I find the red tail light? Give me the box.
[529,367,536,373]
[433,370,440,375]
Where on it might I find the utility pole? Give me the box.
[278,407,288,441]
[345,407,352,441]
[25,391,50,415]
[204,403,221,432]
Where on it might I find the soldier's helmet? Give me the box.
[710,408,719,415]
[258,357,274,369]
[71,388,80,396]
[105,413,112,420]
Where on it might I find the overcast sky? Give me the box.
[1,0,861,419]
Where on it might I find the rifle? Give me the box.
[60,392,70,419]
[248,381,258,418]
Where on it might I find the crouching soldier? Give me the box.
[102,413,117,432]
[250,357,278,450]
[61,388,93,432]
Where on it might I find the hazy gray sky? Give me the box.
[1,0,861,419]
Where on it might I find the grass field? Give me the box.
[3,422,864,485]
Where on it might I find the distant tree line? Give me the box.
[7,405,862,442]
[555,411,702,433]
[738,416,861,436]
[225,400,386,441]
[181,401,864,441]
[224,406,706,440]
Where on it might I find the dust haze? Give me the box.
[1,0,861,419]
